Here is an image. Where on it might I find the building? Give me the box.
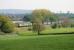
[12,21,32,27]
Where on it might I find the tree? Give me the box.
[0,15,15,33]
[61,17,70,27]
[47,15,57,25]
[32,9,52,35]
[1,22,15,33]
[23,14,31,21]
[32,19,45,35]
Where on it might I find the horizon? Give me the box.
[0,0,74,13]
[0,9,74,14]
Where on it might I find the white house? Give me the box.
[12,21,32,27]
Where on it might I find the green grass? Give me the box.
[16,27,74,36]
[41,27,74,34]
[0,35,74,50]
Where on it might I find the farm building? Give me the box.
[12,21,32,27]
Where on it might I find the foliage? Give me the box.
[45,14,57,25]
[1,22,15,33]
[32,9,51,35]
[0,15,11,23]
[61,17,70,27]
[51,23,57,29]
[32,9,52,22]
[71,23,74,27]
[23,14,32,21]
[0,15,15,33]
[32,22,45,35]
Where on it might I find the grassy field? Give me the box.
[1,26,73,50]
[16,27,74,36]
[41,27,74,34]
[0,34,74,50]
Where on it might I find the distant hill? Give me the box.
[0,9,32,21]
[0,9,32,14]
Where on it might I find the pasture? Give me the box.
[0,26,74,50]
[0,34,74,50]
[16,26,74,36]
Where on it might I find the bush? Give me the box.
[51,23,57,29]
[71,23,74,27]
[28,28,32,31]
[1,22,15,33]
[0,15,15,33]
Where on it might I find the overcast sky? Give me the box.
[0,0,74,13]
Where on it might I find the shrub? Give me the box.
[0,15,15,33]
[1,21,15,33]
[71,23,74,27]
[28,28,32,31]
[51,23,57,29]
